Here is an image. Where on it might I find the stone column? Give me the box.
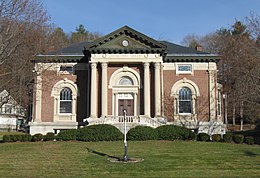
[101,62,108,117]
[154,62,161,116]
[35,74,42,122]
[208,70,216,120]
[90,62,97,118]
[143,62,150,117]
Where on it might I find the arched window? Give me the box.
[60,87,72,113]
[179,87,192,114]
[118,76,133,85]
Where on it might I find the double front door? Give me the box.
[118,93,134,116]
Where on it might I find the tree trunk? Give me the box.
[232,104,236,125]
[240,101,244,131]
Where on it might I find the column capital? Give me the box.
[143,62,150,68]
[91,62,97,69]
[101,62,108,69]
[154,62,161,69]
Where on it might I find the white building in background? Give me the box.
[0,90,26,131]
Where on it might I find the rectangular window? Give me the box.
[176,64,192,74]
[59,66,74,74]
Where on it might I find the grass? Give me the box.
[0,140,260,177]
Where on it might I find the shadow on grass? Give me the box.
[244,150,260,157]
[86,147,120,159]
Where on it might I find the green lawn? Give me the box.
[0,141,260,177]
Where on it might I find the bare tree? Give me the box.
[0,0,50,109]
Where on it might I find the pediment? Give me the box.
[84,26,166,54]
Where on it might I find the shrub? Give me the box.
[77,124,123,142]
[20,134,32,142]
[223,133,233,143]
[156,125,195,141]
[57,129,78,141]
[197,133,210,142]
[3,135,11,142]
[255,137,260,145]
[44,132,55,141]
[127,126,158,141]
[211,134,222,142]
[244,136,254,145]
[32,133,43,142]
[10,134,22,142]
[233,134,244,144]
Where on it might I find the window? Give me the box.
[179,87,192,114]
[59,87,72,114]
[118,76,133,85]
[59,66,74,74]
[176,64,192,74]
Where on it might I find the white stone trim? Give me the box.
[91,53,162,63]
[163,62,215,71]
[143,62,150,117]
[171,78,200,97]
[109,66,140,88]
[34,74,42,122]
[101,62,108,117]
[154,62,161,116]
[29,121,78,135]
[51,79,78,122]
[90,62,97,118]
[171,78,200,119]
[109,67,141,117]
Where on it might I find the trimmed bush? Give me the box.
[77,124,123,142]
[127,126,158,141]
[223,133,233,143]
[57,129,78,141]
[44,132,55,141]
[3,135,11,142]
[156,125,195,141]
[244,136,254,145]
[10,134,22,142]
[32,133,43,142]
[233,134,244,144]
[20,134,32,142]
[197,133,210,142]
[211,134,222,142]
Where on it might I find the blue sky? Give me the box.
[43,0,260,44]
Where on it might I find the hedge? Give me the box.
[3,134,32,142]
[233,134,244,144]
[156,125,195,141]
[223,133,233,143]
[244,136,254,145]
[211,134,222,142]
[32,133,43,142]
[197,133,210,142]
[56,129,78,141]
[77,124,123,142]
[44,132,55,141]
[127,126,158,141]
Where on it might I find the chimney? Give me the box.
[195,45,203,52]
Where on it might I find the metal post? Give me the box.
[123,109,128,161]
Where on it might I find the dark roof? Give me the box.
[160,41,209,55]
[36,26,220,63]
[47,41,92,55]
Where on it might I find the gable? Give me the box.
[84,26,166,55]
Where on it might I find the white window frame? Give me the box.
[59,87,73,115]
[58,65,75,75]
[176,64,193,75]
